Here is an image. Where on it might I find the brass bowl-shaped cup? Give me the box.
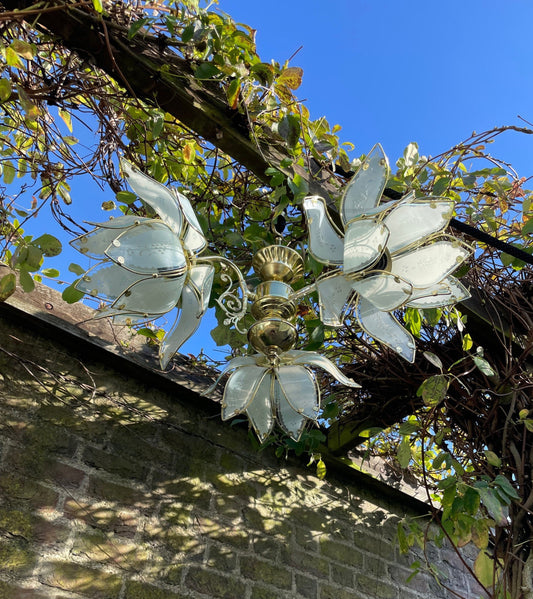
[251,281,296,320]
[248,318,298,355]
[252,245,304,283]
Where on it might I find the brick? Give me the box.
[109,427,174,470]
[0,538,36,574]
[0,472,58,512]
[88,475,148,508]
[48,462,86,488]
[0,581,48,599]
[320,583,364,599]
[319,537,363,568]
[40,561,122,598]
[280,547,330,576]
[124,580,188,599]
[156,479,211,511]
[185,566,246,599]
[83,446,149,481]
[295,573,318,599]
[354,529,395,560]
[240,555,292,589]
[354,573,397,598]
[206,544,237,571]
[64,498,137,536]
[331,563,354,587]
[71,530,149,566]
[251,535,280,560]
[250,584,293,599]
[388,564,429,594]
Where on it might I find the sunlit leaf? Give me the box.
[0,273,16,301]
[277,67,303,90]
[33,234,62,257]
[474,551,495,588]
[473,356,496,376]
[316,459,326,480]
[484,450,501,468]
[19,269,34,292]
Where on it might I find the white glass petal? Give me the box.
[407,277,470,308]
[302,196,344,264]
[316,274,354,327]
[105,221,186,275]
[276,365,320,420]
[85,216,151,229]
[391,237,473,288]
[341,144,389,224]
[221,365,269,420]
[121,160,183,236]
[245,372,275,443]
[75,262,144,300]
[204,355,261,395]
[175,190,207,253]
[286,350,360,388]
[385,198,455,254]
[274,380,307,441]
[159,264,215,369]
[71,227,126,259]
[111,274,185,315]
[351,271,412,311]
[356,297,416,362]
[92,308,158,322]
[343,218,389,274]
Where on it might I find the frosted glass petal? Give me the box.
[391,238,472,287]
[385,198,455,254]
[407,277,470,308]
[316,274,354,327]
[85,216,151,229]
[356,297,416,362]
[245,372,275,443]
[286,350,360,388]
[276,366,320,420]
[159,264,215,369]
[302,196,344,264]
[71,227,125,259]
[121,161,183,236]
[175,190,207,253]
[111,274,184,315]
[351,271,412,311]
[92,307,159,322]
[75,262,144,300]
[105,221,185,276]
[274,379,307,441]
[341,144,389,224]
[222,365,268,419]
[343,218,389,274]
[205,355,261,395]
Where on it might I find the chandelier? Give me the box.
[70,145,473,442]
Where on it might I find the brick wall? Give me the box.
[0,284,485,599]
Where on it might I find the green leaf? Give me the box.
[92,0,103,13]
[19,269,34,292]
[397,436,411,468]
[397,522,409,554]
[136,327,159,340]
[474,551,495,588]
[472,356,496,377]
[524,420,533,433]
[62,281,84,304]
[417,374,449,407]
[3,161,15,184]
[181,23,195,43]
[194,62,220,80]
[0,273,16,301]
[278,114,301,148]
[484,450,501,468]
[398,421,420,435]
[477,487,507,525]
[462,333,473,351]
[423,351,443,371]
[493,474,520,501]
[519,409,529,420]
[0,78,12,102]
[33,234,62,257]
[68,263,86,276]
[128,17,148,39]
[304,322,324,351]
[116,191,137,205]
[277,67,303,90]
[316,459,326,480]
[41,268,59,278]
[463,487,480,515]
[522,219,533,235]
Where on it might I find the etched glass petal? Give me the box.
[245,372,275,443]
[343,218,389,274]
[204,355,261,395]
[274,367,318,440]
[385,198,455,254]
[111,274,185,315]
[316,274,354,327]
[71,227,125,259]
[159,264,215,369]
[105,221,186,276]
[274,383,307,440]
[85,216,151,229]
[286,350,360,388]
[356,297,416,362]
[75,262,144,300]
[391,238,473,287]
[302,196,344,264]
[221,365,268,419]
[121,160,183,235]
[407,277,470,308]
[341,144,389,224]
[351,271,412,311]
[175,190,206,253]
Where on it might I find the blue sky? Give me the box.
[19,1,533,359]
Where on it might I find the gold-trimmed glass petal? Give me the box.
[175,190,207,253]
[343,218,389,274]
[391,237,473,288]
[286,350,360,388]
[356,297,416,362]
[110,275,185,315]
[75,262,144,300]
[85,216,151,229]
[315,274,354,327]
[105,221,186,276]
[159,264,215,369]
[121,160,183,236]
[341,144,389,225]
[205,355,261,395]
[302,196,344,265]
[71,226,128,259]
[407,277,470,308]
[351,271,413,312]
[385,198,455,254]
[221,365,269,420]
[245,372,275,443]
[275,366,319,440]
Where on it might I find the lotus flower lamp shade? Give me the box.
[70,148,472,442]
